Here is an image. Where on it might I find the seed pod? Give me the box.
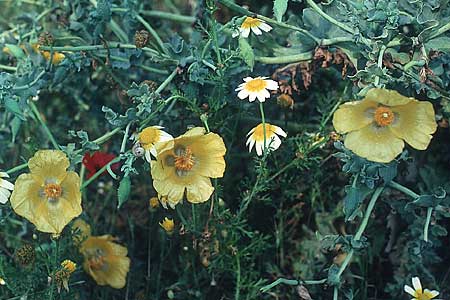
[15,244,36,266]
[132,143,145,157]
[134,30,150,48]
[38,31,54,46]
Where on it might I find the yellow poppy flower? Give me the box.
[31,44,65,65]
[151,127,226,206]
[404,277,440,300]
[332,88,437,163]
[10,150,82,234]
[149,196,160,209]
[239,17,272,38]
[80,235,130,289]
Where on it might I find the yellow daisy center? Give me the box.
[139,127,161,145]
[44,183,62,199]
[373,106,394,127]
[415,291,434,300]
[252,124,275,142]
[241,17,262,29]
[174,147,195,171]
[244,78,268,93]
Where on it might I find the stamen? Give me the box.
[373,106,395,127]
[43,183,62,199]
[174,147,195,172]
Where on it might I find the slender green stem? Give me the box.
[0,64,17,72]
[120,123,131,153]
[140,10,195,23]
[29,101,60,149]
[5,163,28,175]
[14,70,46,90]
[337,186,384,278]
[234,254,241,300]
[260,278,327,293]
[109,20,129,43]
[374,45,387,87]
[305,0,353,35]
[217,0,319,43]
[255,52,313,64]
[259,102,267,155]
[80,156,122,190]
[92,127,122,145]
[424,207,433,242]
[426,22,450,41]
[388,181,419,199]
[39,43,165,57]
[135,14,169,55]
[333,286,339,300]
[155,68,178,94]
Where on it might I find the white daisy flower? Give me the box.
[0,171,14,204]
[404,277,441,300]
[235,76,279,102]
[134,126,173,162]
[246,123,287,156]
[239,17,272,38]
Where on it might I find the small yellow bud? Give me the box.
[149,197,160,209]
[159,217,175,234]
[61,260,76,274]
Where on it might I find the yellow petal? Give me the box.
[10,174,42,227]
[182,127,206,137]
[106,255,130,289]
[28,150,69,184]
[389,100,437,150]
[186,176,215,203]
[344,125,404,163]
[189,133,226,178]
[333,99,377,133]
[152,176,185,204]
[364,88,412,106]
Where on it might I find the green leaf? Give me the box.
[4,44,25,59]
[273,0,289,22]
[4,98,25,119]
[117,176,131,209]
[425,37,450,52]
[239,38,254,70]
[10,116,21,143]
[343,184,372,221]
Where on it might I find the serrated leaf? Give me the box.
[274,0,289,22]
[239,38,254,70]
[117,176,131,209]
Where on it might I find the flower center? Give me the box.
[244,78,267,92]
[373,106,394,127]
[416,291,431,300]
[44,183,62,199]
[252,124,274,142]
[174,147,195,171]
[88,249,107,270]
[241,17,261,29]
[139,127,161,145]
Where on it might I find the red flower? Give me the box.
[82,151,120,179]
